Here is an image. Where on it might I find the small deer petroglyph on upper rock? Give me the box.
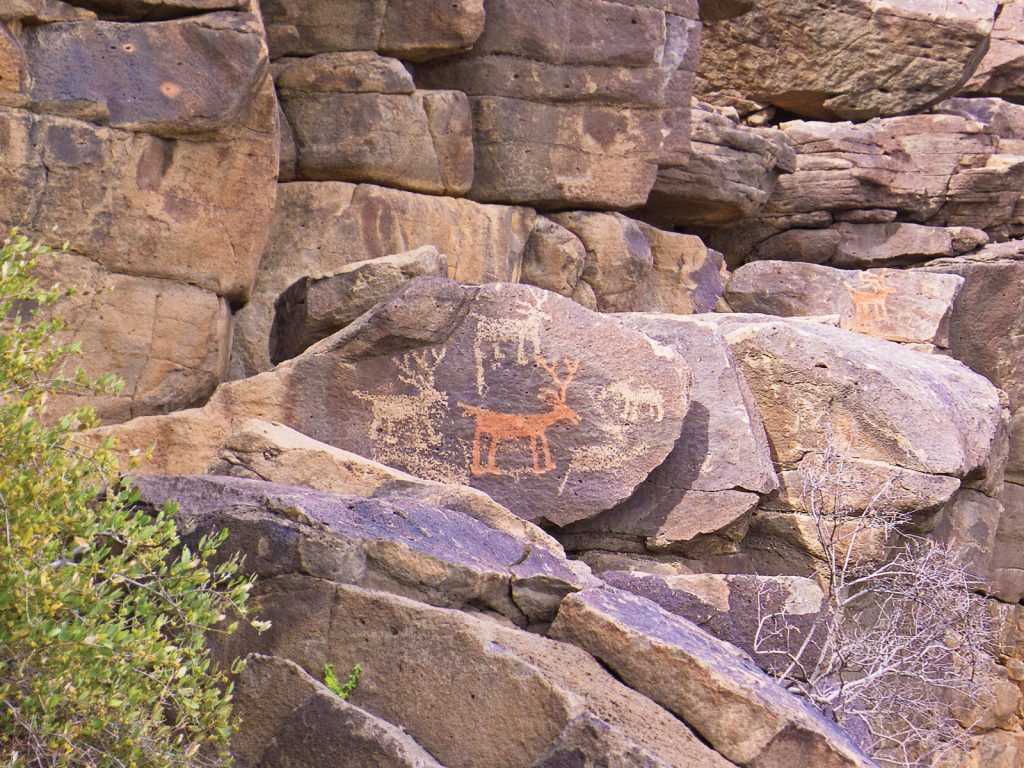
[459,357,581,477]
[845,273,896,326]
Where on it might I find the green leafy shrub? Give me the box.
[0,233,265,768]
[323,663,362,701]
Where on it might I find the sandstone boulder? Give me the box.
[546,212,726,314]
[270,246,448,364]
[991,482,1024,603]
[0,88,278,303]
[520,217,593,309]
[231,182,535,377]
[704,102,1024,264]
[232,654,444,768]
[639,99,796,228]
[273,53,473,194]
[414,0,701,209]
[112,280,694,527]
[715,316,1006,487]
[917,240,1024,482]
[726,261,964,347]
[550,587,875,767]
[259,0,485,61]
[697,0,999,120]
[933,489,1004,596]
[34,252,230,422]
[561,313,776,556]
[209,419,562,553]
[134,474,595,624]
[599,571,826,673]
[22,12,267,137]
[218,578,732,768]
[963,1,1024,101]
[748,223,989,269]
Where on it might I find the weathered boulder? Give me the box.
[218,579,732,768]
[22,12,267,137]
[232,654,444,768]
[990,482,1024,603]
[0,0,95,22]
[520,217,594,309]
[933,489,1004,597]
[545,212,726,314]
[33,252,230,422]
[259,0,485,61]
[273,53,473,194]
[231,182,535,377]
[0,13,279,303]
[41,0,249,20]
[917,240,1024,482]
[726,261,964,347]
[962,1,1024,101]
[0,22,24,107]
[270,246,448,364]
[414,0,701,209]
[748,222,989,269]
[599,571,826,673]
[639,99,796,228]
[550,587,876,767]
[704,101,1024,264]
[209,419,562,553]
[697,0,999,120]
[108,280,693,527]
[714,316,1006,489]
[133,474,595,624]
[561,314,776,556]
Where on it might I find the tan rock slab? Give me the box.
[698,0,998,120]
[217,578,731,768]
[726,261,964,346]
[134,474,595,624]
[231,182,535,377]
[269,246,448,364]
[233,654,444,768]
[549,587,875,767]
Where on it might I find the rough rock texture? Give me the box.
[232,654,444,768]
[108,280,693,527]
[34,252,231,422]
[259,0,485,61]
[917,240,1024,482]
[638,99,796,228]
[599,570,825,672]
[561,313,776,556]
[747,222,989,269]
[704,99,1024,266]
[273,53,473,194]
[726,261,964,347]
[269,246,448,364]
[22,13,268,137]
[934,489,1004,597]
[415,0,702,209]
[697,0,999,120]
[550,587,875,767]
[715,316,1006,489]
[133,474,595,625]
[963,1,1024,101]
[992,482,1024,603]
[209,419,563,553]
[217,579,733,768]
[545,212,727,313]
[5,12,279,302]
[232,182,535,377]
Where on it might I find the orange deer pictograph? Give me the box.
[845,273,896,326]
[458,357,581,477]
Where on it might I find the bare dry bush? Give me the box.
[755,442,997,768]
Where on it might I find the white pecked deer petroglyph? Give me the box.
[471,294,552,396]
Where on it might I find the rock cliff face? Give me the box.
[10,0,1024,764]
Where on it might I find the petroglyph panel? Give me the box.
[283,278,693,526]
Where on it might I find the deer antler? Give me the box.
[536,357,580,401]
